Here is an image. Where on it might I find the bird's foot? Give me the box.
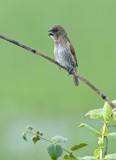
[67,67,74,75]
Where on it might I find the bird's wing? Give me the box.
[67,39,78,67]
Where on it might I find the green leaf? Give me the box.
[63,154,77,160]
[47,144,63,160]
[85,108,103,119]
[111,100,116,123]
[36,131,43,136]
[94,148,100,159]
[52,135,68,143]
[107,132,116,140]
[105,153,116,159]
[103,102,112,123]
[36,131,40,135]
[113,111,116,123]
[112,99,116,106]
[77,156,95,160]
[22,132,27,141]
[26,125,33,131]
[63,155,69,160]
[32,135,40,144]
[78,123,100,136]
[69,154,77,160]
[70,143,88,152]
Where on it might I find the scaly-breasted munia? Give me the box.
[48,25,79,86]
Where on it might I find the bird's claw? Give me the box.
[67,67,74,75]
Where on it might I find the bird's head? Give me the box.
[48,25,67,41]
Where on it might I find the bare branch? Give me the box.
[0,34,115,108]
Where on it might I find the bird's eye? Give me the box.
[53,29,58,32]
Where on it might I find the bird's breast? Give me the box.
[54,44,76,68]
[54,45,66,63]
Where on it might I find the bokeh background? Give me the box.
[0,0,116,159]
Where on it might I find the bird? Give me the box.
[48,25,79,86]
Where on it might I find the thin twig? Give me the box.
[0,34,115,108]
[27,131,71,154]
[104,137,108,156]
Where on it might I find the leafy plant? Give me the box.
[22,100,116,160]
[22,126,88,159]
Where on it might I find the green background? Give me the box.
[0,0,116,159]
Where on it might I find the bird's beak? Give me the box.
[48,29,54,36]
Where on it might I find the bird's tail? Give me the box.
[73,69,79,86]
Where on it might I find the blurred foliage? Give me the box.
[0,0,116,159]
[22,101,116,159]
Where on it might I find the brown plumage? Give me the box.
[48,25,79,86]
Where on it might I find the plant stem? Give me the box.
[62,148,71,154]
[40,136,53,143]
[104,138,108,156]
[27,131,71,154]
[27,131,53,143]
[100,123,107,160]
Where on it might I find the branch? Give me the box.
[0,34,115,108]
